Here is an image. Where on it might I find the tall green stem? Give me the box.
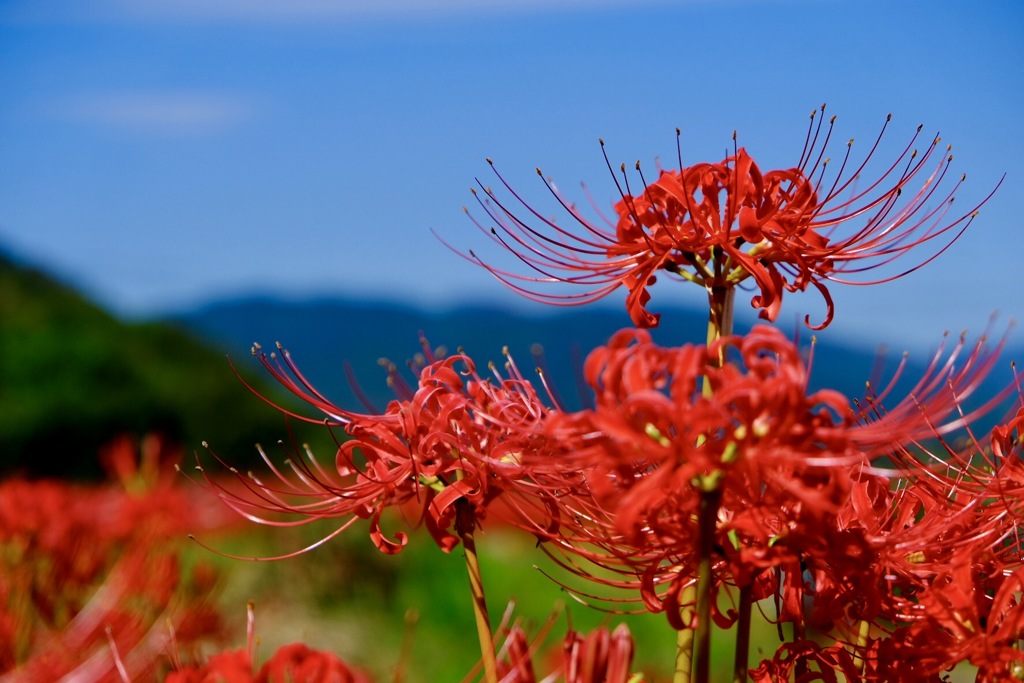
[707,283,735,346]
[692,488,723,683]
[732,583,753,683]
[673,285,736,683]
[674,626,694,683]
[456,499,498,683]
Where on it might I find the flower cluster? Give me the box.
[168,644,373,683]
[848,406,1024,680]
[0,435,230,682]
[529,324,1023,678]
[200,109,1015,683]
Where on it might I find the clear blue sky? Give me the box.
[1,0,1021,351]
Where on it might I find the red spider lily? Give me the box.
[533,325,865,627]
[528,324,1014,641]
[749,640,862,683]
[166,650,253,683]
[828,402,1024,680]
[488,622,638,683]
[835,335,1018,595]
[168,601,374,683]
[256,644,375,683]
[561,623,637,683]
[167,644,373,683]
[1,550,221,683]
[739,382,1023,683]
[862,562,1024,681]
[471,604,640,683]
[455,105,999,329]
[197,339,581,556]
[0,435,227,682]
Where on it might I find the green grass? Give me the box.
[190,512,799,682]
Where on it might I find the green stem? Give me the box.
[456,500,498,683]
[707,283,736,346]
[682,283,734,683]
[731,583,753,683]
[853,619,871,674]
[692,489,723,683]
[391,609,419,683]
[674,613,695,683]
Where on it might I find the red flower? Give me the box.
[834,398,1024,680]
[749,640,861,683]
[166,650,253,683]
[863,562,1024,681]
[480,609,639,683]
[169,644,373,683]
[0,438,227,682]
[457,106,998,328]
[531,324,1013,637]
[561,623,636,683]
[536,325,864,626]
[257,643,373,683]
[199,339,578,556]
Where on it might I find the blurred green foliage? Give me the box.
[0,251,326,478]
[203,514,683,682]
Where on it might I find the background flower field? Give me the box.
[2,233,1017,680]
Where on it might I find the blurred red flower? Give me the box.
[0,434,228,682]
[166,649,253,683]
[257,643,374,683]
[168,644,373,683]
[481,609,639,683]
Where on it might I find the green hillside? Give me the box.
[0,250,306,478]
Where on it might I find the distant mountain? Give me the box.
[6,239,1016,478]
[166,295,919,414]
[0,251,303,477]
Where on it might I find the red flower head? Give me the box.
[0,444,227,682]
[169,601,373,683]
[864,561,1024,681]
[479,606,638,683]
[526,325,866,629]
[533,324,1013,635]
[166,650,253,683]
[456,106,999,329]
[197,338,577,557]
[257,643,374,683]
[169,644,373,683]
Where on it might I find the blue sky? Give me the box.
[1,0,1021,351]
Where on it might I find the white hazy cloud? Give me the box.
[58,91,252,134]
